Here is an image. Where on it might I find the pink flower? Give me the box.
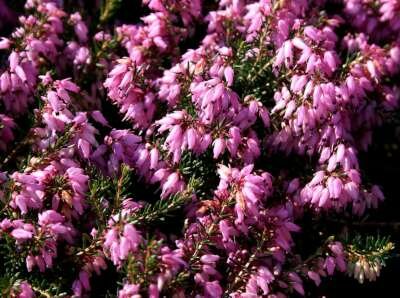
[119,283,140,298]
[224,66,234,86]
[74,46,91,65]
[103,222,142,266]
[204,281,222,298]
[104,58,156,128]
[213,138,226,159]
[70,12,88,43]
[0,37,10,49]
[200,254,220,264]
[11,228,33,241]
[14,281,35,298]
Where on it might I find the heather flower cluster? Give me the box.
[0,0,398,297]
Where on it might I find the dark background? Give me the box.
[310,120,400,298]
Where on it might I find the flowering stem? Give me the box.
[227,231,271,294]
[100,0,122,23]
[168,198,232,292]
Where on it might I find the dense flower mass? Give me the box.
[0,0,398,297]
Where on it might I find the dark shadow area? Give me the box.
[308,119,400,297]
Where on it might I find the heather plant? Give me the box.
[0,0,399,297]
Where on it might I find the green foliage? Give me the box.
[346,234,394,264]
[179,150,219,199]
[125,239,163,288]
[114,164,135,208]
[86,166,115,227]
[230,27,277,108]
[346,234,394,283]
[86,164,134,227]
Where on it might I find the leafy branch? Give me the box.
[128,177,201,226]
